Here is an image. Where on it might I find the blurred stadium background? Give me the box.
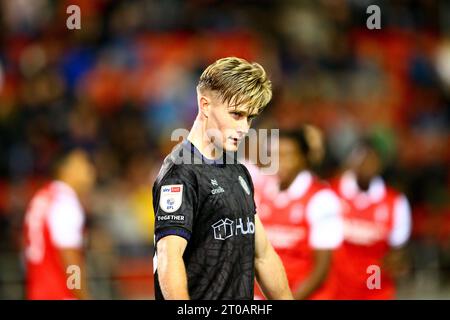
[0,0,449,299]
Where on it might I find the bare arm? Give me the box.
[156,235,190,300]
[293,249,331,300]
[254,215,293,300]
[59,248,89,299]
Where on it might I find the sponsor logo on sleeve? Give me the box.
[157,215,185,221]
[159,184,183,213]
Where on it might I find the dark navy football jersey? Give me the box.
[152,140,257,300]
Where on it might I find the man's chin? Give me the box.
[224,142,239,153]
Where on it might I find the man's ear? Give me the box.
[199,94,210,118]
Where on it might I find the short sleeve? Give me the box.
[153,169,198,243]
[389,194,412,248]
[307,189,344,249]
[48,191,85,249]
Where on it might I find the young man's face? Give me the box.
[204,92,258,153]
[348,147,382,190]
[62,150,97,195]
[304,125,325,166]
[277,137,306,187]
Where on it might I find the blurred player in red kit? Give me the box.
[23,149,96,299]
[328,139,412,299]
[250,125,343,299]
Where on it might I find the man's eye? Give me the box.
[230,112,242,118]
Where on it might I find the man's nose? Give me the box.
[236,118,250,136]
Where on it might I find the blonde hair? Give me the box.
[197,57,272,115]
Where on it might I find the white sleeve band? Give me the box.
[307,189,344,249]
[389,194,412,248]
[48,192,85,248]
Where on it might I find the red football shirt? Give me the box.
[248,166,343,299]
[328,171,412,300]
[23,181,85,300]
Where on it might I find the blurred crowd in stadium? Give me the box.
[0,0,449,299]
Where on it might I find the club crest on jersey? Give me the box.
[160,184,183,213]
[238,176,250,195]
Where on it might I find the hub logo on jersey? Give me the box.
[160,184,183,213]
[238,176,250,195]
[212,217,255,240]
[212,218,234,240]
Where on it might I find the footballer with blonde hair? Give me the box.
[152,57,293,300]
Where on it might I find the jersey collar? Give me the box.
[286,170,313,199]
[340,170,386,203]
[182,140,237,166]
